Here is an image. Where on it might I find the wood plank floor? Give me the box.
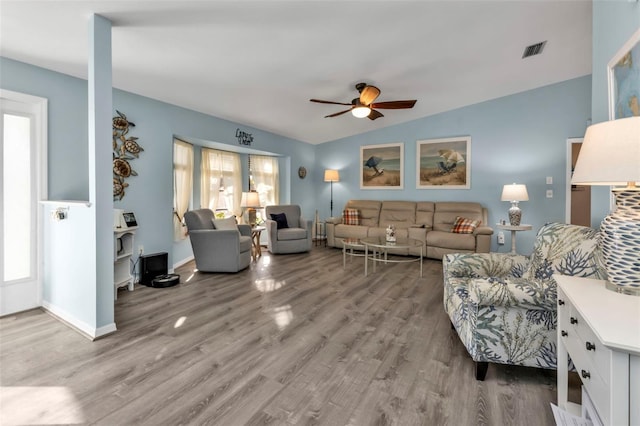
[1,246,580,425]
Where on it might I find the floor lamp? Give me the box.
[324,169,339,217]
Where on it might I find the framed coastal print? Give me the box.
[608,28,640,119]
[360,143,404,189]
[416,136,470,189]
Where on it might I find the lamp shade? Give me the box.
[571,117,640,186]
[240,191,261,208]
[324,169,340,182]
[501,184,529,202]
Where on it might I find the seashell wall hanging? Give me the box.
[112,110,144,200]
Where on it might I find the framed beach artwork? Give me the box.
[608,28,640,119]
[416,136,471,189]
[360,143,404,189]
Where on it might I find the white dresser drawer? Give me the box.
[558,289,612,423]
[563,330,611,422]
[567,305,612,386]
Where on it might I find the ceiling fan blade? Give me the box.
[310,99,353,106]
[371,100,417,109]
[325,108,352,118]
[368,109,384,120]
[359,85,380,105]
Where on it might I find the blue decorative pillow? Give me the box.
[270,213,289,229]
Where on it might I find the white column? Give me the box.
[88,14,115,334]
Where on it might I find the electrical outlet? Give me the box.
[546,189,553,198]
[497,232,505,245]
[138,245,144,254]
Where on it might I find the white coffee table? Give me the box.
[361,237,424,277]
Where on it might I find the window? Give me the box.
[173,139,193,241]
[201,148,242,218]
[250,155,279,223]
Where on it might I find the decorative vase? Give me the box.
[600,189,640,295]
[386,225,396,243]
[508,202,522,226]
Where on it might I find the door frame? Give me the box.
[1,89,48,315]
[565,137,583,224]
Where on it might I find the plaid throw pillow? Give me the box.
[342,208,361,225]
[451,216,481,234]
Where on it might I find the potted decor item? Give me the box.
[386,224,396,243]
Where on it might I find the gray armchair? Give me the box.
[184,209,252,272]
[265,205,312,254]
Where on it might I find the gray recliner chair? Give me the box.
[184,209,252,272]
[265,205,312,254]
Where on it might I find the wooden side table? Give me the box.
[496,223,532,253]
[251,226,265,261]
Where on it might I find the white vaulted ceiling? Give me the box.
[0,1,592,144]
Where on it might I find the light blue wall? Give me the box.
[110,90,316,267]
[0,57,317,270]
[590,1,640,225]
[316,76,592,255]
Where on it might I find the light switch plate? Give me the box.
[546,176,553,185]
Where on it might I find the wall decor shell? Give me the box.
[112,110,143,200]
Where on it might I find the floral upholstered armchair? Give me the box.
[443,222,606,380]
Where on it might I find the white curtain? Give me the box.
[201,148,242,218]
[251,155,279,222]
[173,139,193,241]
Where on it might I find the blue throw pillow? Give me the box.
[270,213,289,229]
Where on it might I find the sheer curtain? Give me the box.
[201,148,242,218]
[173,139,193,241]
[251,155,279,223]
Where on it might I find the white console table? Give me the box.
[556,275,640,425]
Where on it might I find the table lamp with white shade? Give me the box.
[571,116,640,295]
[241,191,261,226]
[501,183,529,226]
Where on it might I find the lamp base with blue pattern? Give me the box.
[601,189,640,296]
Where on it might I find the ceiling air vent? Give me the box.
[522,41,547,58]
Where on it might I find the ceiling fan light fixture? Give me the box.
[352,106,371,118]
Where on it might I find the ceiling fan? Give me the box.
[310,82,417,120]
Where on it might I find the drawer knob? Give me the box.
[558,299,565,305]
[586,341,596,351]
[581,369,590,379]
[570,317,578,325]
[561,330,568,337]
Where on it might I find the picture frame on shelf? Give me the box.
[608,27,640,119]
[360,143,404,189]
[416,136,471,189]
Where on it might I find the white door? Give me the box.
[0,91,47,316]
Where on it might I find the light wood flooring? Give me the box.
[1,246,579,425]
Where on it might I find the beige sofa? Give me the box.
[325,200,493,259]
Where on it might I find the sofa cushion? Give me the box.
[433,202,485,232]
[342,208,361,225]
[344,200,382,227]
[416,202,435,230]
[379,201,416,229]
[427,230,476,251]
[277,227,307,241]
[270,213,289,229]
[212,216,238,231]
[451,216,481,234]
[334,224,369,240]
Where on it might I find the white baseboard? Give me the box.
[173,255,194,269]
[42,301,116,340]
